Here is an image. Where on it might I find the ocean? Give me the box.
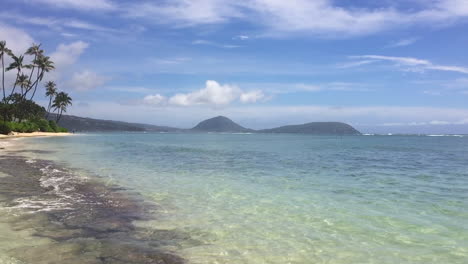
[0,133,467,263]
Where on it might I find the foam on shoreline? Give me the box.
[0,141,189,264]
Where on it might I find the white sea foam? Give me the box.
[4,164,87,214]
[427,134,464,137]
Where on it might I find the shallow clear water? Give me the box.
[12,133,468,263]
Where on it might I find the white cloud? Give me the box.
[169,80,241,106]
[143,80,265,107]
[143,94,167,105]
[50,41,89,69]
[27,0,116,10]
[66,70,108,91]
[387,38,419,48]
[234,35,250,40]
[0,12,117,33]
[126,0,242,26]
[0,23,34,54]
[349,55,468,74]
[124,0,468,36]
[240,90,265,103]
[11,1,468,38]
[337,60,376,69]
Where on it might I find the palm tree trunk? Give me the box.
[1,54,5,101]
[25,70,43,100]
[45,96,53,119]
[8,72,20,101]
[56,109,60,122]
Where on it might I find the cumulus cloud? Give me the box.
[66,70,108,91]
[50,41,89,69]
[143,80,266,107]
[169,80,241,106]
[349,55,468,74]
[0,23,34,54]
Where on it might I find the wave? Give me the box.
[426,134,464,137]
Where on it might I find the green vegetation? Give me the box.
[0,120,67,134]
[0,41,72,135]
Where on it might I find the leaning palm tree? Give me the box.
[6,54,24,97]
[0,41,12,101]
[14,74,31,96]
[25,44,43,81]
[52,91,72,123]
[28,55,54,100]
[44,81,57,119]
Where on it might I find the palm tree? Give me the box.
[15,74,31,96]
[44,81,57,119]
[52,91,72,123]
[0,41,12,101]
[6,54,24,97]
[25,44,43,81]
[28,55,54,100]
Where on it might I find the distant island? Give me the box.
[52,114,361,135]
[191,116,253,133]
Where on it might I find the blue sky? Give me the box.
[1,0,468,133]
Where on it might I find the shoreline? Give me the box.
[0,132,72,139]
[0,137,186,264]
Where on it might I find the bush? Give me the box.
[49,120,58,132]
[34,119,53,132]
[0,120,66,134]
[56,127,68,133]
[0,122,12,135]
[7,121,39,133]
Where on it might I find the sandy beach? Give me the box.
[0,132,72,139]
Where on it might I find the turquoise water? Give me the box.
[19,133,468,263]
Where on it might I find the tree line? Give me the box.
[0,40,72,134]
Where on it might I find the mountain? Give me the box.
[259,122,360,135]
[49,114,359,135]
[49,114,181,132]
[191,116,251,133]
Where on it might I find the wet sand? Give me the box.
[0,140,189,264]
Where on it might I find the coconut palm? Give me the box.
[15,74,31,96]
[44,81,57,119]
[28,55,54,100]
[0,41,12,101]
[52,91,72,123]
[24,44,43,80]
[6,54,25,97]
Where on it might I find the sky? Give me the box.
[1,0,468,133]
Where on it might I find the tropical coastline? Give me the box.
[2,1,468,263]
